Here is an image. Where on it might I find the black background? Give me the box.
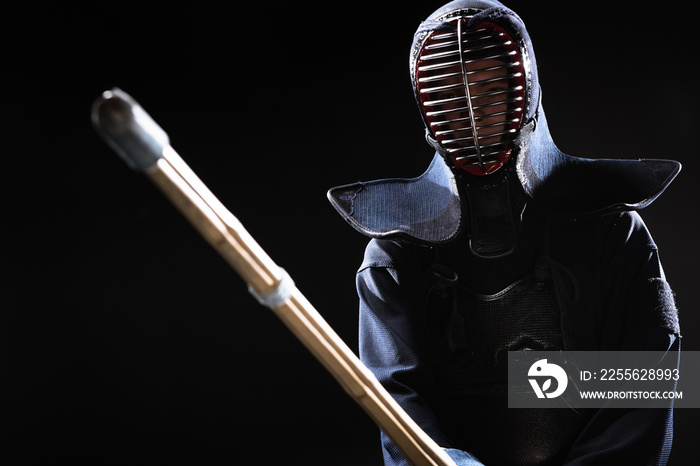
[4,1,698,464]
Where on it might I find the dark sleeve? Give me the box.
[564,211,680,465]
[356,239,459,466]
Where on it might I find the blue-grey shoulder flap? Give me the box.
[327,154,463,244]
[519,156,681,215]
[515,112,682,216]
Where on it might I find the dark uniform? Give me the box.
[328,1,681,464]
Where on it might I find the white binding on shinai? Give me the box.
[248,268,295,308]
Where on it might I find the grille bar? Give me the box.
[456,19,484,171]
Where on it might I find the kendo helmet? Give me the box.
[327,0,680,249]
[411,4,535,176]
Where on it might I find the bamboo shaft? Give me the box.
[145,148,455,466]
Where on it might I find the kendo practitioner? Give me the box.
[327,1,681,465]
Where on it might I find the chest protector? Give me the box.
[423,254,591,465]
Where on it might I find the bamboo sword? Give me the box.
[91,88,456,466]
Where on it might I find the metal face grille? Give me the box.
[416,18,526,175]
